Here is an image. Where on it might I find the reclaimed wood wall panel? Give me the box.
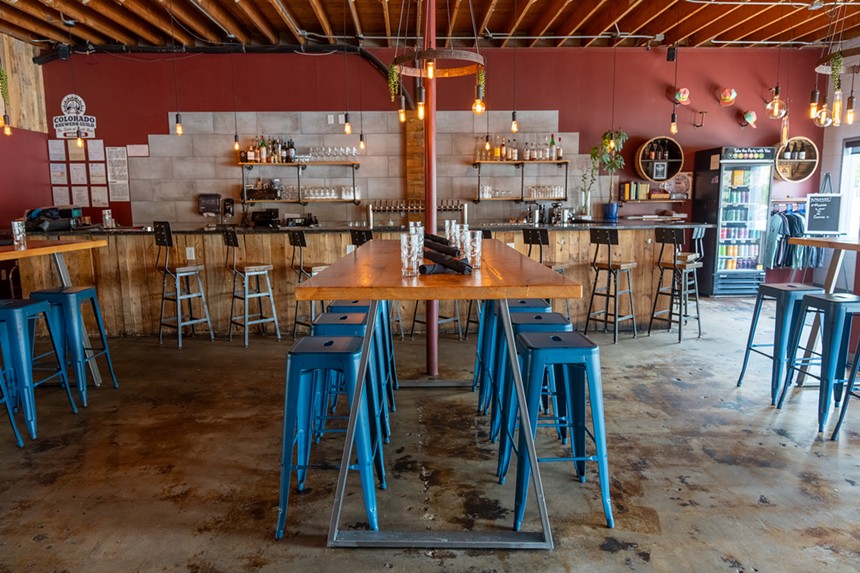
[0,35,47,133]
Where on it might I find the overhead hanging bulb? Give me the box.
[847,95,855,125]
[484,133,491,151]
[426,60,435,80]
[832,89,843,127]
[780,114,790,145]
[359,132,366,150]
[175,113,183,136]
[472,84,486,115]
[344,112,352,134]
[233,133,240,151]
[511,111,519,133]
[669,111,678,135]
[814,96,833,127]
[398,94,406,123]
[416,84,426,121]
[765,84,788,119]
[809,86,820,119]
[2,114,10,136]
[76,128,84,148]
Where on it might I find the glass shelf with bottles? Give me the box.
[774,136,819,183]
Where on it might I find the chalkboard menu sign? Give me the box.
[806,193,841,234]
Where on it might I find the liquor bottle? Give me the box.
[557,137,563,159]
[657,141,665,160]
[493,136,501,160]
[798,142,807,160]
[506,139,513,161]
[783,143,792,160]
[523,138,531,161]
[499,138,506,161]
[511,139,518,161]
[790,143,799,160]
[259,136,268,163]
[247,141,256,163]
[649,142,656,160]
[549,133,557,160]
[281,139,287,162]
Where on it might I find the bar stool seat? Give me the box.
[507,331,614,530]
[737,283,824,404]
[780,292,860,432]
[223,230,281,347]
[0,299,78,440]
[29,286,119,407]
[276,336,383,539]
[585,228,637,343]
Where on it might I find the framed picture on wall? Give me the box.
[652,161,668,181]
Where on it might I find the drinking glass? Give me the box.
[459,224,470,256]
[450,223,461,250]
[11,219,26,249]
[401,233,421,277]
[468,231,482,268]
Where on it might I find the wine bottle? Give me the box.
[798,142,807,160]
[790,143,799,160]
[549,133,557,160]
[500,139,506,161]
[649,143,656,160]
[557,136,564,159]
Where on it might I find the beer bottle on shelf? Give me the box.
[783,143,792,160]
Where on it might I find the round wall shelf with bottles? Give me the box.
[774,136,819,183]
[634,136,685,183]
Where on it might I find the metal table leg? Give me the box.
[324,299,554,550]
[52,252,103,387]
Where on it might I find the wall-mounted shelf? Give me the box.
[472,159,569,203]
[634,136,685,183]
[239,161,361,206]
[774,136,819,183]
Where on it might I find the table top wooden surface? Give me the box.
[296,239,583,302]
[0,239,108,262]
[787,236,860,251]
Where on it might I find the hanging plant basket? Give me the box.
[387,64,399,102]
[830,52,843,90]
[0,67,10,111]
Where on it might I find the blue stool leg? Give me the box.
[342,361,380,530]
[585,350,614,528]
[89,297,119,389]
[737,292,765,387]
[295,371,315,491]
[5,313,39,440]
[276,355,303,539]
[471,300,488,392]
[513,350,547,531]
[0,367,23,447]
[831,341,860,440]
[818,308,846,432]
[770,298,794,405]
[59,298,89,407]
[779,301,809,408]
[43,309,78,415]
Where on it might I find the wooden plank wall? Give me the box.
[19,229,673,338]
[0,35,47,133]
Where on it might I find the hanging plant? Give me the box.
[0,67,9,111]
[476,65,486,95]
[831,51,843,90]
[387,63,399,102]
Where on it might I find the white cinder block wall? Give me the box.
[129,110,591,227]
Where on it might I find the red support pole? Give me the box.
[424,0,438,376]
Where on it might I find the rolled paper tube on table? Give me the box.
[424,239,462,258]
[423,249,473,274]
[419,263,456,275]
[425,232,450,245]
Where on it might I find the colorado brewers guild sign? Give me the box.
[52,93,97,139]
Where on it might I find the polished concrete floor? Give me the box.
[1,298,859,572]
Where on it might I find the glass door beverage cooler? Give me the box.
[692,146,775,296]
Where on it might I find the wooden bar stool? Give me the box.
[154,221,214,349]
[522,228,573,320]
[584,228,637,343]
[648,227,703,343]
[223,230,281,347]
[288,230,329,338]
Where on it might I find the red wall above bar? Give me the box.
[0,128,51,226]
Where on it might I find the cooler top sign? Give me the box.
[721,147,776,161]
[52,93,97,139]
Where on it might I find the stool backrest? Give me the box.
[223,229,240,271]
[482,229,493,239]
[589,228,619,268]
[154,221,173,271]
[690,226,705,259]
[522,228,549,262]
[289,230,307,277]
[350,229,373,246]
[654,227,686,266]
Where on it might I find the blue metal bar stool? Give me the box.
[508,331,614,530]
[289,230,329,338]
[312,312,391,445]
[779,293,860,432]
[0,322,23,447]
[29,286,119,407]
[737,283,824,404]
[831,330,860,440]
[223,230,281,347]
[490,312,573,445]
[0,299,77,440]
[276,336,383,539]
[648,227,703,343]
[154,221,214,349]
[585,228,637,343]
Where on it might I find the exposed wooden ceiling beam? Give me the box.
[379,0,391,47]
[183,0,250,44]
[308,0,336,44]
[154,0,220,45]
[0,18,42,44]
[581,0,644,48]
[793,11,860,45]
[527,0,573,48]
[500,0,537,48]
[443,0,461,48]
[553,0,606,48]
[38,0,137,44]
[689,4,781,47]
[111,0,195,46]
[663,4,741,46]
[232,0,278,44]
[612,0,678,46]
[78,0,164,46]
[743,8,827,44]
[644,0,706,39]
[347,0,363,41]
[1,0,107,44]
[265,0,305,45]
[476,0,498,47]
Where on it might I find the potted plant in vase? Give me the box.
[590,129,628,221]
[578,157,598,220]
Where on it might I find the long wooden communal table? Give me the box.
[786,236,860,386]
[1,239,108,385]
[294,239,587,550]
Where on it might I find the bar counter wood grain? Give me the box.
[19,228,678,336]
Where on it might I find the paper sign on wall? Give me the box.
[50,163,68,185]
[67,140,86,161]
[72,186,90,207]
[91,186,109,207]
[89,163,107,185]
[88,139,105,162]
[48,140,66,162]
[69,163,88,185]
[52,186,70,205]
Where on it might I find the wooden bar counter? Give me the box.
[20,222,707,336]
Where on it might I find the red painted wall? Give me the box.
[0,127,51,226]
[30,47,823,226]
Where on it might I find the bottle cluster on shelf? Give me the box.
[723,190,752,203]
[644,139,675,161]
[723,206,751,222]
[240,135,297,163]
[720,227,761,240]
[476,133,564,162]
[782,141,809,160]
[370,199,464,213]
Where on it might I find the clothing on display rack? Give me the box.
[764,207,825,270]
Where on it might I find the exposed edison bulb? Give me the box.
[344,112,352,134]
[472,84,485,115]
[76,129,84,148]
[608,138,616,152]
[765,85,788,120]
[484,134,491,151]
[234,134,240,151]
[398,94,406,123]
[359,133,366,150]
[416,85,426,120]
[511,111,519,133]
[810,87,820,119]
[175,113,183,136]
[814,100,833,128]
[426,61,435,80]
[2,115,10,136]
[669,112,678,135]
[847,95,855,125]
[417,101,425,120]
[832,90,843,127]
[780,115,790,146]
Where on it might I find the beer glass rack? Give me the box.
[471,160,569,203]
